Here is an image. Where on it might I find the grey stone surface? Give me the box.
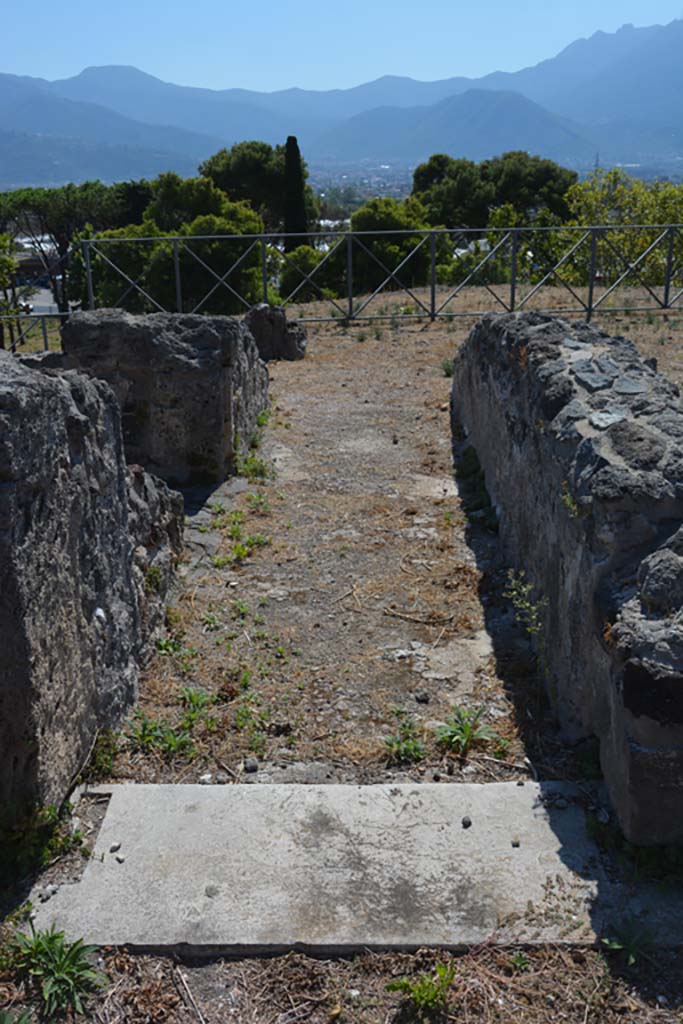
[62,310,269,485]
[0,353,182,822]
[34,782,683,951]
[452,312,683,844]
[244,304,307,361]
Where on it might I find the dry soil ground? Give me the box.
[2,297,683,1022]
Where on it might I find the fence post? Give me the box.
[261,238,268,303]
[664,226,675,309]
[41,317,49,351]
[509,229,519,312]
[84,241,95,310]
[587,228,598,322]
[430,232,437,321]
[173,239,183,313]
[346,233,354,320]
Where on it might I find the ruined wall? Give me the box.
[0,354,182,821]
[244,304,307,361]
[61,310,269,485]
[452,312,683,844]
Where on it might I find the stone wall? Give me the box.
[452,312,683,845]
[61,310,269,485]
[244,304,307,361]
[0,354,182,822]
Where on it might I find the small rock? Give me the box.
[244,757,259,773]
[109,842,121,853]
[414,691,430,704]
[348,989,361,1000]
[462,816,472,829]
[511,835,521,848]
[205,884,220,898]
[115,854,126,864]
[462,764,477,776]
[199,773,213,785]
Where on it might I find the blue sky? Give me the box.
[6,1,683,90]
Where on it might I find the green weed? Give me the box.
[386,962,455,1019]
[437,706,495,758]
[10,922,106,1017]
[385,709,425,764]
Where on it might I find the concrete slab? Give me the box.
[34,783,683,954]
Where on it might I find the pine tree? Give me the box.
[283,135,308,252]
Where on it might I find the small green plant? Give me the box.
[201,611,221,632]
[179,687,214,729]
[386,962,455,1019]
[156,635,183,655]
[508,951,530,973]
[82,729,119,781]
[127,713,195,760]
[385,709,425,764]
[602,917,654,966]
[232,599,249,619]
[247,492,270,513]
[256,408,271,429]
[437,706,495,758]
[441,357,454,378]
[238,454,272,481]
[1,805,83,890]
[212,554,231,569]
[10,922,106,1016]
[0,1010,32,1024]
[442,510,453,526]
[143,564,163,593]
[504,570,546,637]
[357,330,367,342]
[560,480,581,519]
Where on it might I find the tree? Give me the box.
[0,233,18,349]
[144,173,230,233]
[107,180,154,228]
[199,139,318,232]
[411,156,494,228]
[283,136,308,251]
[481,151,577,222]
[350,196,437,292]
[4,182,113,311]
[75,200,264,315]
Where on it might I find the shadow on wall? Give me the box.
[451,388,683,1003]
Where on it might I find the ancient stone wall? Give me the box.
[0,354,182,822]
[452,312,683,844]
[244,304,307,361]
[61,310,269,485]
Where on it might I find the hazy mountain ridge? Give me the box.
[1,20,682,186]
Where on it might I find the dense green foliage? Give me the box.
[411,150,577,228]
[3,145,683,313]
[199,139,318,232]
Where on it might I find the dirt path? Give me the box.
[102,319,568,787]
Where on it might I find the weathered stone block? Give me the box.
[452,312,683,844]
[62,310,269,485]
[0,353,182,822]
[244,304,307,361]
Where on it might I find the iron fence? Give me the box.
[4,224,683,352]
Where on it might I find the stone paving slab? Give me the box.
[34,783,683,953]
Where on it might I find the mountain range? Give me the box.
[2,20,683,188]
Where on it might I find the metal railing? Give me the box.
[3,225,683,352]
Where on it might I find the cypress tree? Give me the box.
[283,135,308,252]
